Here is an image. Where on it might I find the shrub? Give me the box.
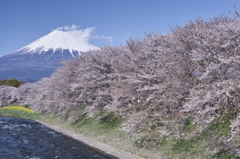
[0,106,40,119]
[0,79,24,87]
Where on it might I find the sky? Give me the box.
[0,0,239,57]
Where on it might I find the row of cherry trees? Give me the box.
[1,10,240,135]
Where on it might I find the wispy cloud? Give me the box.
[122,32,130,43]
[93,35,113,42]
[55,24,81,31]
[124,32,130,39]
[53,24,113,42]
[54,25,95,42]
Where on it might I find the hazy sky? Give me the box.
[0,0,239,56]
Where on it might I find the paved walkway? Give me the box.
[36,120,144,159]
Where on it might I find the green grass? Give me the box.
[203,109,234,137]
[0,105,40,120]
[70,109,125,138]
[133,109,237,159]
[39,109,238,158]
[170,110,235,158]
[182,117,197,133]
[38,110,159,158]
[1,104,238,159]
[214,149,240,159]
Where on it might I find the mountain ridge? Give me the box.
[0,30,98,82]
[13,30,98,57]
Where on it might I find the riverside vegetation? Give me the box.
[0,79,24,87]
[2,7,240,159]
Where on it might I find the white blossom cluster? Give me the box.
[1,9,240,140]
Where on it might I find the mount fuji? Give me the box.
[0,30,98,82]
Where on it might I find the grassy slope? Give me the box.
[0,105,239,159]
[0,104,40,120]
[133,110,240,159]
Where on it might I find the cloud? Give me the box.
[55,24,80,31]
[53,24,113,42]
[93,35,113,42]
[54,25,95,42]
[122,32,130,43]
[124,32,130,39]
[105,36,113,42]
[68,27,96,42]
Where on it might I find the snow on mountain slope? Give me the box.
[16,30,99,57]
[0,29,99,81]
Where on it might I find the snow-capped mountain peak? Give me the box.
[17,30,98,57]
[0,29,99,81]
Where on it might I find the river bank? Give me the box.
[0,117,109,159]
[36,120,143,159]
[2,104,238,159]
[0,105,148,159]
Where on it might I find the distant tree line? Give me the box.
[0,79,24,87]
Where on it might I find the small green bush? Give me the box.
[157,122,165,127]
[0,79,24,87]
[150,124,157,130]
[182,117,197,133]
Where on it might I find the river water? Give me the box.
[0,117,109,159]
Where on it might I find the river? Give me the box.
[0,117,110,159]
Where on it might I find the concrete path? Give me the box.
[36,120,144,159]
